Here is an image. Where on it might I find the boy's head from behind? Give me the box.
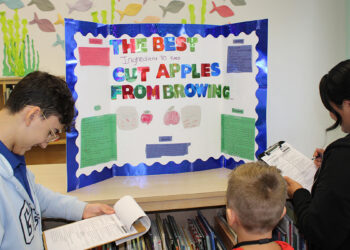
[226,162,287,235]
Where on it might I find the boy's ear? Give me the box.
[280,206,287,220]
[226,207,238,227]
[24,106,41,126]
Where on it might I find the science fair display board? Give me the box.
[65,19,267,191]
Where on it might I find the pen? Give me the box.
[312,154,322,161]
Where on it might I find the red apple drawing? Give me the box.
[141,110,153,125]
[164,106,180,125]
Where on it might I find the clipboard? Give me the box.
[258,141,317,191]
[258,141,286,159]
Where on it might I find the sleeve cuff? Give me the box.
[67,200,88,221]
[292,188,311,206]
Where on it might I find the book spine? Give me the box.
[195,216,211,250]
[191,218,205,250]
[163,217,175,250]
[188,219,201,250]
[197,211,215,250]
[156,214,167,250]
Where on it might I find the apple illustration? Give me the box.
[116,106,139,130]
[141,110,153,125]
[164,106,180,125]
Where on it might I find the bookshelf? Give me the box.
[0,77,67,164]
[29,164,304,249]
[27,164,230,211]
[32,164,231,248]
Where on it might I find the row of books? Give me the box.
[90,210,237,250]
[273,201,306,250]
[90,206,306,250]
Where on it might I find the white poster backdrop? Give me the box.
[73,31,259,177]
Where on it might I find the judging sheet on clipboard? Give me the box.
[258,141,317,191]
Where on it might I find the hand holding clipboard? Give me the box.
[258,141,317,192]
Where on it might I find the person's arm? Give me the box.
[33,182,115,220]
[33,181,87,221]
[0,217,3,246]
[292,147,350,249]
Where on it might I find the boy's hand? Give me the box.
[82,203,115,219]
[284,176,303,198]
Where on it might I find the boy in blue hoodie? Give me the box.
[0,71,115,249]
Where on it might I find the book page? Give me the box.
[43,213,138,250]
[114,195,150,232]
[113,195,151,245]
[44,195,150,250]
[261,142,317,191]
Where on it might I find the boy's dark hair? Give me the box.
[319,59,350,131]
[226,162,287,234]
[5,71,75,130]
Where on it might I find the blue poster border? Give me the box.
[65,19,268,191]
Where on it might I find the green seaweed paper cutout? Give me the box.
[182,0,206,24]
[91,0,115,24]
[0,10,39,76]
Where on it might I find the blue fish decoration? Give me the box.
[52,33,64,50]
[0,0,24,9]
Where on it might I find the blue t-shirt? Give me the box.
[0,140,33,201]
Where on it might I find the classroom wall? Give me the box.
[0,0,346,157]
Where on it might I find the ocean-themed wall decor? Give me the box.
[67,0,93,14]
[0,0,250,77]
[29,12,55,32]
[0,0,24,10]
[0,10,39,76]
[28,0,55,12]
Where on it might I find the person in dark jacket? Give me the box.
[284,59,350,250]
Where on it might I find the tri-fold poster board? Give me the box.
[65,19,268,191]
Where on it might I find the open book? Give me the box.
[258,141,317,191]
[43,195,151,250]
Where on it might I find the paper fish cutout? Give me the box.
[27,0,55,11]
[209,1,234,18]
[159,0,185,17]
[67,0,93,14]
[29,12,55,32]
[230,0,246,6]
[0,0,24,9]
[52,34,64,49]
[134,16,160,23]
[54,13,64,25]
[116,3,142,21]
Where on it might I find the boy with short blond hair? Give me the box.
[226,162,294,250]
